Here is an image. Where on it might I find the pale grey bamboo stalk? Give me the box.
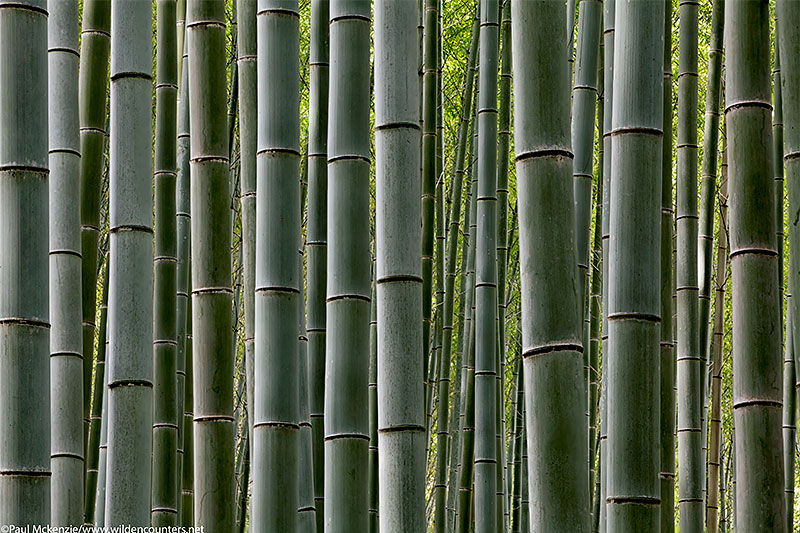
[48,0,83,525]
[375,1,424,530]
[104,0,154,525]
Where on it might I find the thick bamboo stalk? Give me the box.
[187,1,235,529]
[511,0,588,530]
[706,139,728,533]
[324,1,372,530]
[78,0,110,459]
[606,1,664,530]
[85,259,109,525]
[726,1,785,529]
[473,0,500,529]
[251,0,303,530]
[48,0,83,525]
[235,0,255,501]
[660,1,675,530]
[598,0,614,529]
[676,0,702,526]
[375,1,424,530]
[104,0,154,525]
[152,0,179,526]
[306,0,329,529]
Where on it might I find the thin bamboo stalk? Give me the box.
[727,1,785,528]
[152,0,179,526]
[48,0,83,525]
[306,0,329,528]
[180,288,194,527]
[78,0,110,461]
[512,0,588,529]
[298,244,316,532]
[104,0,154,525]
[368,271,378,533]
[93,366,109,527]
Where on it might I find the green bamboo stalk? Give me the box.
[93,370,109,527]
[180,291,194,528]
[571,0,601,455]
[177,0,186,90]
[606,1,663,530]
[187,1,235,529]
[660,0,675,530]
[375,2,425,530]
[598,0,614,529]
[298,245,316,531]
[474,0,499,529]
[510,369,524,533]
[235,0,256,498]
[697,0,725,457]
[676,0,702,526]
[706,130,728,533]
[775,13,793,533]
[325,1,372,530]
[727,0,784,529]
[78,0,110,461]
[306,0,329,528]
[48,0,83,525]
[251,0,302,530]
[174,40,191,524]
[519,400,529,533]
[85,259,109,525]
[104,0,154,525]
[421,0,437,401]
[511,0,588,530]
[152,0,179,526]
[368,270,378,533]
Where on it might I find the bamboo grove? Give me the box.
[4,0,800,531]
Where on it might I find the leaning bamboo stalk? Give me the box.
[152,0,179,526]
[187,1,235,529]
[324,1,372,530]
[104,0,154,525]
[85,259,109,525]
[48,0,83,525]
[659,1,675,530]
[706,141,728,533]
[511,0,588,530]
[606,1,664,530]
[727,1,785,528]
[306,0,329,528]
[375,1,425,530]
[78,0,110,458]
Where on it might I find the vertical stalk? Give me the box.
[251,0,301,530]
[105,0,154,525]
[298,244,316,531]
[375,2,425,530]
[727,1,785,529]
[324,1,372,530]
[49,0,83,525]
[660,0,675,530]
[511,0,588,530]
[368,272,378,533]
[474,0,500,529]
[152,0,179,526]
[606,1,664,530]
[306,0,330,528]
[706,138,728,533]
[93,371,109,527]
[78,0,110,459]
[187,1,235,529]
[180,292,194,527]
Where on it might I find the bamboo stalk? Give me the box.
[727,1,785,528]
[104,0,154,525]
[48,0,83,525]
[511,0,588,530]
[605,1,664,530]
